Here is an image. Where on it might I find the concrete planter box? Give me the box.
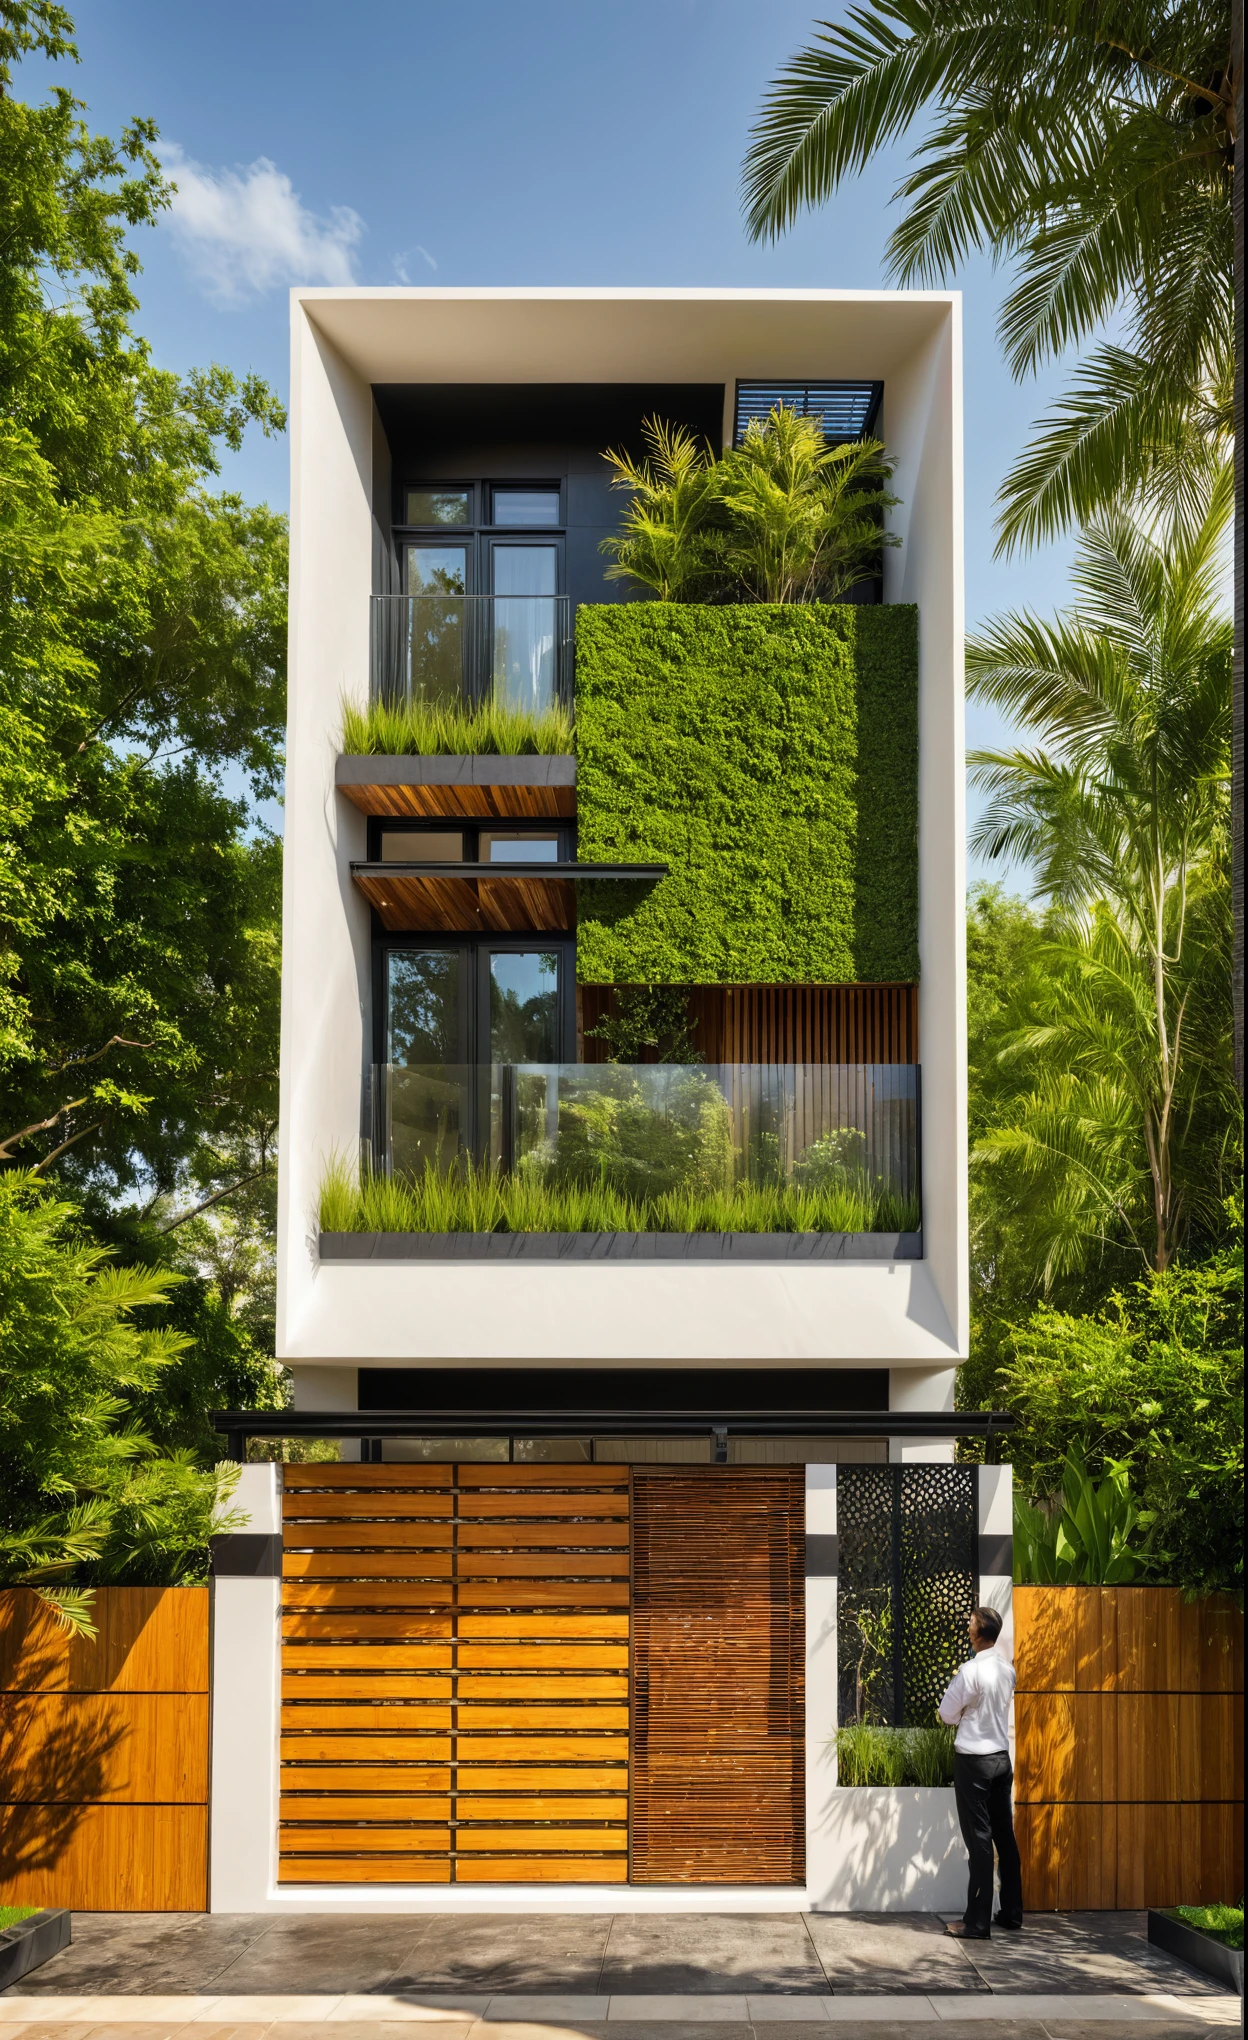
[319,1229,922,1263]
[0,1910,70,1989]
[1148,1910,1244,1994]
[811,1788,964,1911]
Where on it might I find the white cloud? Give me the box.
[161,144,364,303]
[392,246,438,283]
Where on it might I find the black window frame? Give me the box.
[373,932,576,1070]
[366,816,576,863]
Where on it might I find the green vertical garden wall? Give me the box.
[574,602,919,984]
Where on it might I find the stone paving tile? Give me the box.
[605,2000,750,2023]
[388,1922,611,1997]
[961,1938,1227,2000]
[208,1925,425,1999]
[1038,2026,1239,2037]
[803,1917,985,1996]
[11,1920,272,1998]
[600,1920,824,1996]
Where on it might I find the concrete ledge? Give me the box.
[0,1909,70,1990]
[336,754,575,786]
[318,1230,923,1263]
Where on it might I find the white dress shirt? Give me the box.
[937,1647,1015,1755]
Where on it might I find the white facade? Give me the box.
[277,287,966,1389]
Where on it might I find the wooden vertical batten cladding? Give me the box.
[579,983,918,1065]
[1013,1587,1244,1909]
[280,1463,630,1883]
[630,1469,805,1885]
[0,1588,209,1910]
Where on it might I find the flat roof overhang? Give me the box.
[293,286,958,392]
[351,860,667,934]
[336,754,576,821]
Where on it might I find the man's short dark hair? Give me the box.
[972,1605,1003,1644]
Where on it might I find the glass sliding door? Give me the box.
[384,947,468,1175]
[406,545,469,705]
[488,949,561,1062]
[491,544,557,714]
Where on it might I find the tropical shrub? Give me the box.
[600,407,898,602]
[0,1173,240,1631]
[1014,1447,1149,1585]
[1000,1233,1243,1595]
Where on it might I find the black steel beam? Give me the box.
[212,1406,1015,1460]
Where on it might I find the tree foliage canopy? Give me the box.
[741,1,1234,547]
[0,1,286,1201]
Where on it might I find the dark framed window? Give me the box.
[375,935,576,1069]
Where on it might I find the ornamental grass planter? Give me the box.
[0,1909,70,1989]
[1147,1910,1244,1994]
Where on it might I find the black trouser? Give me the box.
[953,1750,1023,1933]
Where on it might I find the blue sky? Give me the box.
[28,0,1087,877]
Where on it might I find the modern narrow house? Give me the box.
[210,287,1012,1913]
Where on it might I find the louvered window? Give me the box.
[734,379,882,445]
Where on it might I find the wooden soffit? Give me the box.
[351,861,667,936]
[336,754,576,820]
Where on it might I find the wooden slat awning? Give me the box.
[351,861,668,935]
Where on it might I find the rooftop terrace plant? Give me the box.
[601,406,899,603]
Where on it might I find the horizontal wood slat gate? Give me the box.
[280,1463,629,1883]
[630,1469,805,1884]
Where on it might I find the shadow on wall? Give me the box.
[811,1782,965,1911]
[0,1587,210,1909]
[0,1590,141,1877]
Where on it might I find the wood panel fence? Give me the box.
[1014,1587,1244,1909]
[0,1588,209,1910]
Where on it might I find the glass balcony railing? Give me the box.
[366,1062,921,1233]
[370,593,573,716]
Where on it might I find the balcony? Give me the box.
[370,592,574,716]
[319,1063,921,1262]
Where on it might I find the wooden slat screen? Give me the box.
[580,983,918,1065]
[280,1463,629,1884]
[630,1469,805,1885]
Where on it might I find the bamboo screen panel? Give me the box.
[280,1463,629,1884]
[630,1469,805,1885]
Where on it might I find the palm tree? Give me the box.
[967,484,1235,1271]
[741,0,1241,1085]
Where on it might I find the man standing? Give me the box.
[937,1604,1024,1938]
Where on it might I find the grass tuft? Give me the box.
[341,695,574,757]
[833,1723,956,1788]
[0,1905,39,1928]
[318,1154,920,1236]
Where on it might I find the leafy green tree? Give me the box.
[967,492,1236,1272]
[0,1171,240,1630]
[741,1,1234,547]
[0,2,285,1204]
